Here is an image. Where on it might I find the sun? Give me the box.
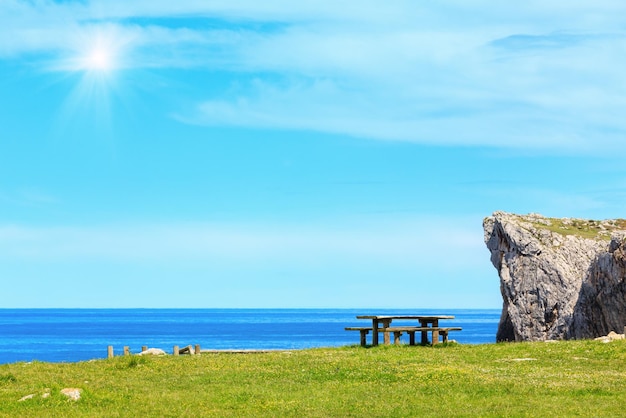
[54,28,129,133]
[87,48,112,71]
[51,26,127,74]
[81,42,118,73]
[75,32,121,73]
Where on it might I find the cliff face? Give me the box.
[484,212,626,341]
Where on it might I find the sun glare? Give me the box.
[56,29,129,131]
[53,27,129,75]
[87,48,112,71]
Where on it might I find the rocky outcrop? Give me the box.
[484,211,626,341]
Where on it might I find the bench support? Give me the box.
[345,327,372,346]
[346,326,461,346]
[359,329,368,346]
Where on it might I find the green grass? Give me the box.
[533,217,626,240]
[1,341,626,417]
[506,213,626,241]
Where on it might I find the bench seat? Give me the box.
[346,326,462,346]
[437,327,462,343]
[345,327,373,346]
[384,326,431,345]
[376,326,462,345]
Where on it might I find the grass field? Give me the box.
[1,341,625,417]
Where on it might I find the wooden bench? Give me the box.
[437,327,462,343]
[387,326,462,345]
[385,326,430,345]
[346,326,462,346]
[345,327,372,346]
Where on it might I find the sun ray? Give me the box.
[51,25,128,74]
[46,26,131,143]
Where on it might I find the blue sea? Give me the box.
[0,309,500,364]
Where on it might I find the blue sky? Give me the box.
[2,1,626,308]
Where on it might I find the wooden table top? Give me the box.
[356,315,454,320]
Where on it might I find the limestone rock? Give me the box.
[594,331,625,343]
[18,389,51,401]
[60,388,82,401]
[484,211,626,341]
[138,348,166,356]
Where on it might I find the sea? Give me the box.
[0,309,501,364]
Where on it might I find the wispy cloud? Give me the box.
[3,1,626,151]
[0,217,484,270]
[0,188,59,207]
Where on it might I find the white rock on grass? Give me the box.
[18,389,52,402]
[60,388,82,401]
[594,331,625,343]
[138,348,166,356]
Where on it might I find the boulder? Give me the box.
[594,331,625,343]
[138,348,166,356]
[60,388,82,401]
[484,211,626,341]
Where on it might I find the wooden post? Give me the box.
[195,344,201,355]
[431,320,440,345]
[372,320,379,346]
[382,319,392,345]
[123,346,130,356]
[173,345,179,356]
[141,346,148,353]
[107,345,114,359]
[359,330,368,347]
[432,329,440,345]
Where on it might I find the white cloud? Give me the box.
[2,1,626,151]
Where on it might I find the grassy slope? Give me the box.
[523,215,626,241]
[1,341,625,417]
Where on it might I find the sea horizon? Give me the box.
[0,308,501,364]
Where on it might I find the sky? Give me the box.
[2,1,626,309]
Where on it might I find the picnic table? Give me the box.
[346,315,460,346]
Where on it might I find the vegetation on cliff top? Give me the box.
[2,341,626,417]
[519,213,626,241]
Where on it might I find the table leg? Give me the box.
[432,320,440,345]
[382,319,392,345]
[360,330,368,346]
[372,320,379,346]
[420,320,429,345]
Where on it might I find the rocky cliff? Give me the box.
[484,211,626,341]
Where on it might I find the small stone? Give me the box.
[138,348,166,356]
[18,394,35,402]
[60,388,82,401]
